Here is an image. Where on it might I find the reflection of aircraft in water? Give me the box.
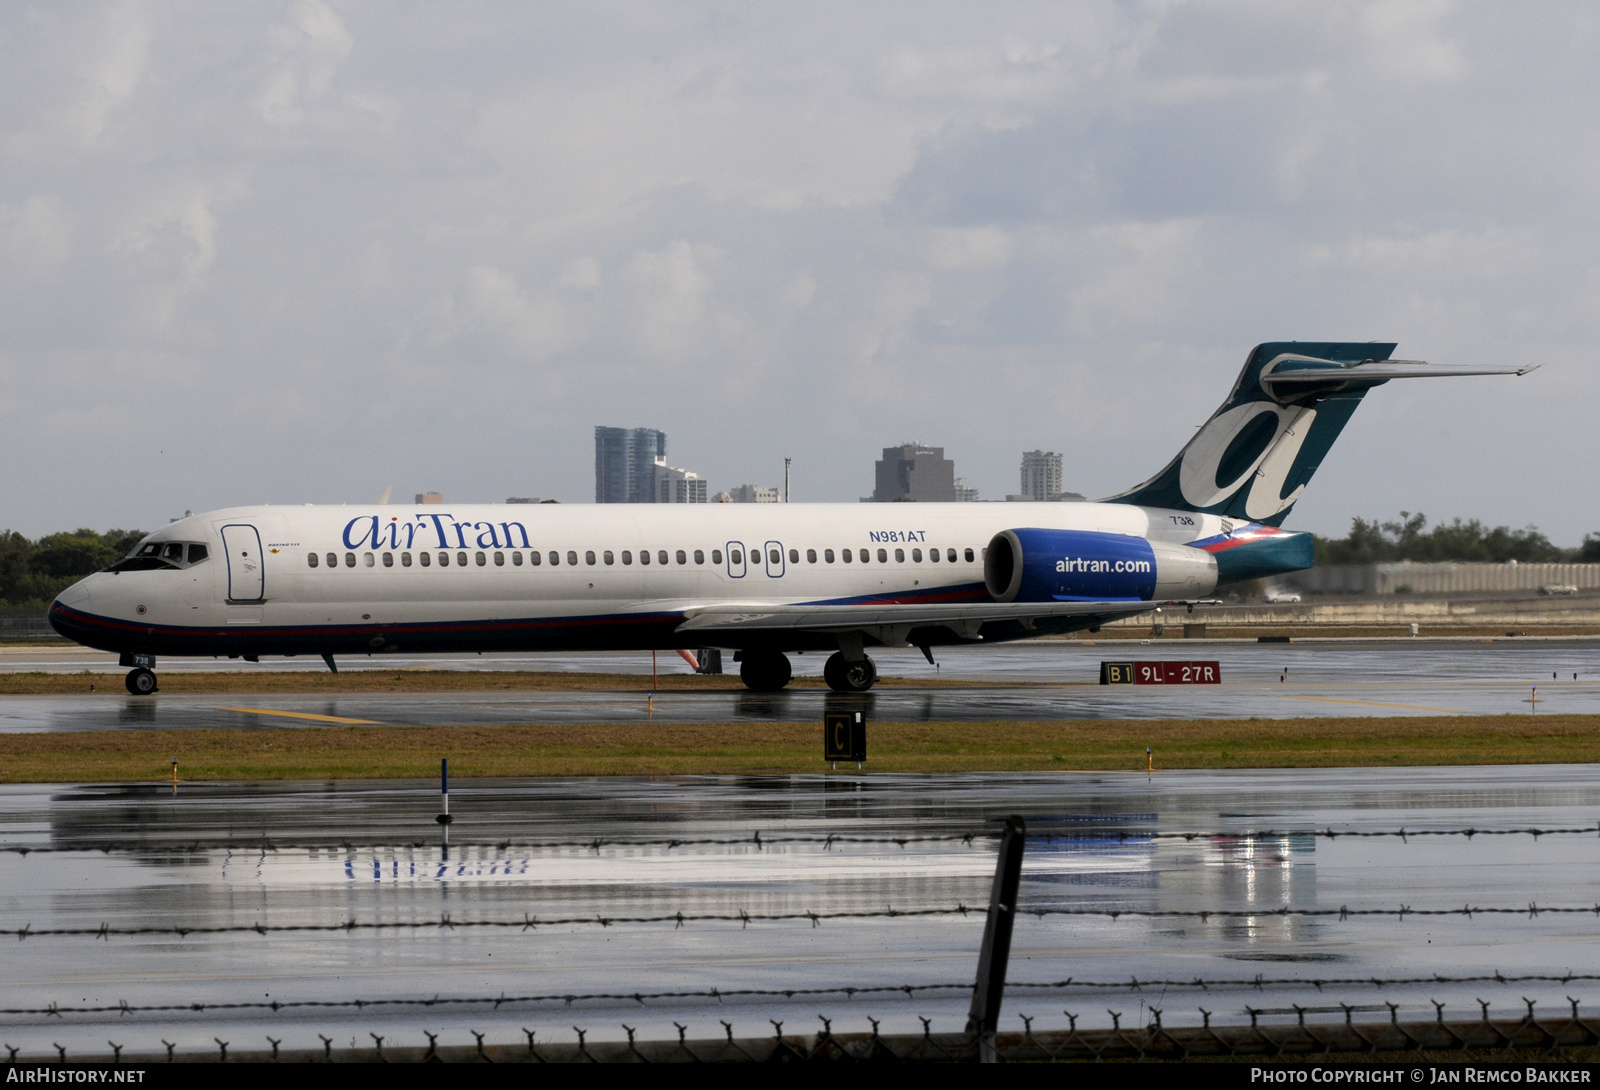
[49,343,1527,696]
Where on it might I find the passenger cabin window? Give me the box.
[622,550,633,565]
[640,550,650,565]
[585,550,596,565]
[894,548,904,562]
[729,548,741,565]
[402,552,412,567]
[326,553,337,568]
[676,550,686,565]
[824,549,834,563]
[307,552,318,568]
[769,549,780,564]
[476,551,487,566]
[512,551,523,566]
[345,553,356,567]
[789,549,799,564]
[928,548,938,562]
[457,551,468,566]
[911,548,921,562]
[694,549,704,564]
[964,548,975,562]
[420,551,431,567]
[364,552,375,567]
[604,551,614,565]
[842,549,852,563]
[382,552,394,567]
[946,548,955,562]
[439,552,449,567]
[878,549,889,563]
[530,551,542,566]
[657,550,668,565]
[494,551,505,566]
[712,549,723,564]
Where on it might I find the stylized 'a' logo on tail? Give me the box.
[1104,341,1532,526]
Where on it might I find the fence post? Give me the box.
[966,814,1026,1061]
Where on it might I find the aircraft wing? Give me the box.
[675,598,1211,635]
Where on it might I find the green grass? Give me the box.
[2,713,1597,782]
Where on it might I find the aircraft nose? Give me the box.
[54,579,92,609]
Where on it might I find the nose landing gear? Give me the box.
[125,668,158,695]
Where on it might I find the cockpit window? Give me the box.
[107,541,211,573]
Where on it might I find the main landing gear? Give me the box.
[125,668,157,695]
[738,650,793,692]
[823,652,877,693]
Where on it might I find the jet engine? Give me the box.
[984,528,1218,603]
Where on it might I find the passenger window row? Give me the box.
[306,546,979,569]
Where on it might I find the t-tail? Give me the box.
[1105,340,1533,585]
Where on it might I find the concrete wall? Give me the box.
[1283,562,1600,596]
[1109,594,1600,629]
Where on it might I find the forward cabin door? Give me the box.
[220,524,265,602]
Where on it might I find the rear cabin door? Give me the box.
[220,524,265,602]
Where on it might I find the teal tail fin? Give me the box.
[1104,341,1530,527]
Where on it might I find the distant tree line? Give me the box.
[0,529,146,609]
[1315,512,1600,565]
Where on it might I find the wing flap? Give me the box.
[675,599,1209,634]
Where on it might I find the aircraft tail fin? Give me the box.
[1104,341,1531,526]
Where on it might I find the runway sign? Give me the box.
[1100,661,1221,685]
[824,710,866,762]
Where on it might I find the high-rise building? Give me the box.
[729,484,780,503]
[953,478,979,502]
[595,426,667,503]
[871,442,956,502]
[653,461,707,503]
[1019,450,1063,502]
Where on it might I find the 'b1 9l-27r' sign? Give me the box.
[1099,661,1221,685]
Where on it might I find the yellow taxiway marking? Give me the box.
[1284,696,1468,714]
[219,707,381,725]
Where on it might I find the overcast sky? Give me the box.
[2,2,1596,542]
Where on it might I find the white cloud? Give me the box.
[0,2,1594,542]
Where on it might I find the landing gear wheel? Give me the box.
[738,651,793,692]
[824,652,877,693]
[125,668,157,696]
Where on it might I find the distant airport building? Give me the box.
[729,484,780,503]
[871,442,956,502]
[653,461,707,503]
[595,426,667,503]
[415,492,444,504]
[505,497,541,504]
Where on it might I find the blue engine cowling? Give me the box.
[984,528,1218,603]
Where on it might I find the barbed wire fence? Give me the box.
[8,818,1600,1063]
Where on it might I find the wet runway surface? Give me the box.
[3,767,1600,1057]
[4,639,1600,731]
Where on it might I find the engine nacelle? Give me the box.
[984,528,1218,603]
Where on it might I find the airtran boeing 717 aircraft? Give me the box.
[50,342,1528,695]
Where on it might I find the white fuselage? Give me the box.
[50,501,1228,660]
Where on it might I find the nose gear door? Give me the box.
[220,524,265,602]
